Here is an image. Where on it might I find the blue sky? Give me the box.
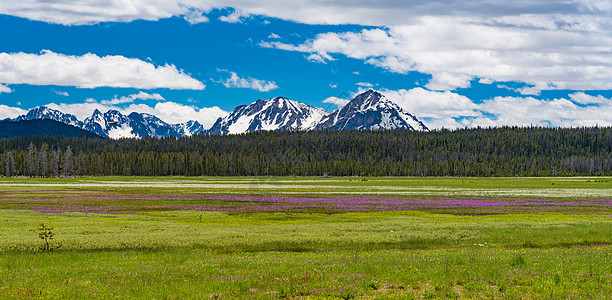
[1,1,612,129]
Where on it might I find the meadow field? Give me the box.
[0,176,611,299]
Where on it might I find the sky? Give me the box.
[1,1,612,129]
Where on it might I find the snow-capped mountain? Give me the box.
[82,109,136,139]
[82,109,110,137]
[316,90,428,131]
[10,90,428,138]
[14,107,204,139]
[14,106,83,128]
[127,112,182,138]
[206,96,329,135]
[172,120,205,137]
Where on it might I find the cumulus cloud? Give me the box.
[381,87,612,129]
[7,2,605,94]
[218,70,278,92]
[383,88,479,118]
[219,9,248,23]
[322,96,350,109]
[108,124,139,139]
[0,84,12,93]
[305,53,329,64]
[1,1,609,26]
[0,104,26,120]
[472,96,612,128]
[100,91,164,105]
[568,92,610,105]
[268,33,281,39]
[183,8,209,24]
[53,90,69,96]
[356,82,373,88]
[264,15,612,92]
[0,50,205,90]
[126,102,227,128]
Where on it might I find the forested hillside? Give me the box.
[1,126,612,177]
[0,119,99,138]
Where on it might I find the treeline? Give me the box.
[1,126,612,177]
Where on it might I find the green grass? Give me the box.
[0,176,611,299]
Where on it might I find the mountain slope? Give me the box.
[207,96,329,135]
[317,90,428,131]
[14,106,83,128]
[0,119,99,138]
[172,120,205,137]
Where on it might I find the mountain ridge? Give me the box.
[9,90,428,138]
[206,96,329,135]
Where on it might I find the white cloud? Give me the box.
[218,70,278,92]
[0,84,12,93]
[127,102,227,128]
[383,88,478,118]
[265,15,612,92]
[568,92,610,105]
[356,82,373,88]
[219,9,247,23]
[268,33,281,39]
[381,87,612,129]
[322,96,350,109]
[0,104,26,120]
[2,1,610,26]
[381,88,479,129]
[472,96,612,127]
[0,50,205,90]
[306,53,328,63]
[100,91,164,105]
[108,124,139,139]
[478,78,494,85]
[53,90,69,96]
[183,8,209,24]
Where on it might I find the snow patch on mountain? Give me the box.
[107,124,139,139]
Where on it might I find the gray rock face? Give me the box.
[15,106,83,128]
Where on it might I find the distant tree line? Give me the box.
[1,126,612,177]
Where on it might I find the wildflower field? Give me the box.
[0,176,611,299]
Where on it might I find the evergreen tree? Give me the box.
[38,144,49,177]
[62,146,74,177]
[49,149,59,177]
[27,143,39,177]
[4,151,15,177]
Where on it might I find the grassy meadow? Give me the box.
[0,176,611,299]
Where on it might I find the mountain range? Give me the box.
[4,90,428,138]
[12,106,205,139]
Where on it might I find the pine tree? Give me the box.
[27,143,39,177]
[62,146,74,177]
[4,151,15,177]
[49,149,59,178]
[38,144,49,177]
